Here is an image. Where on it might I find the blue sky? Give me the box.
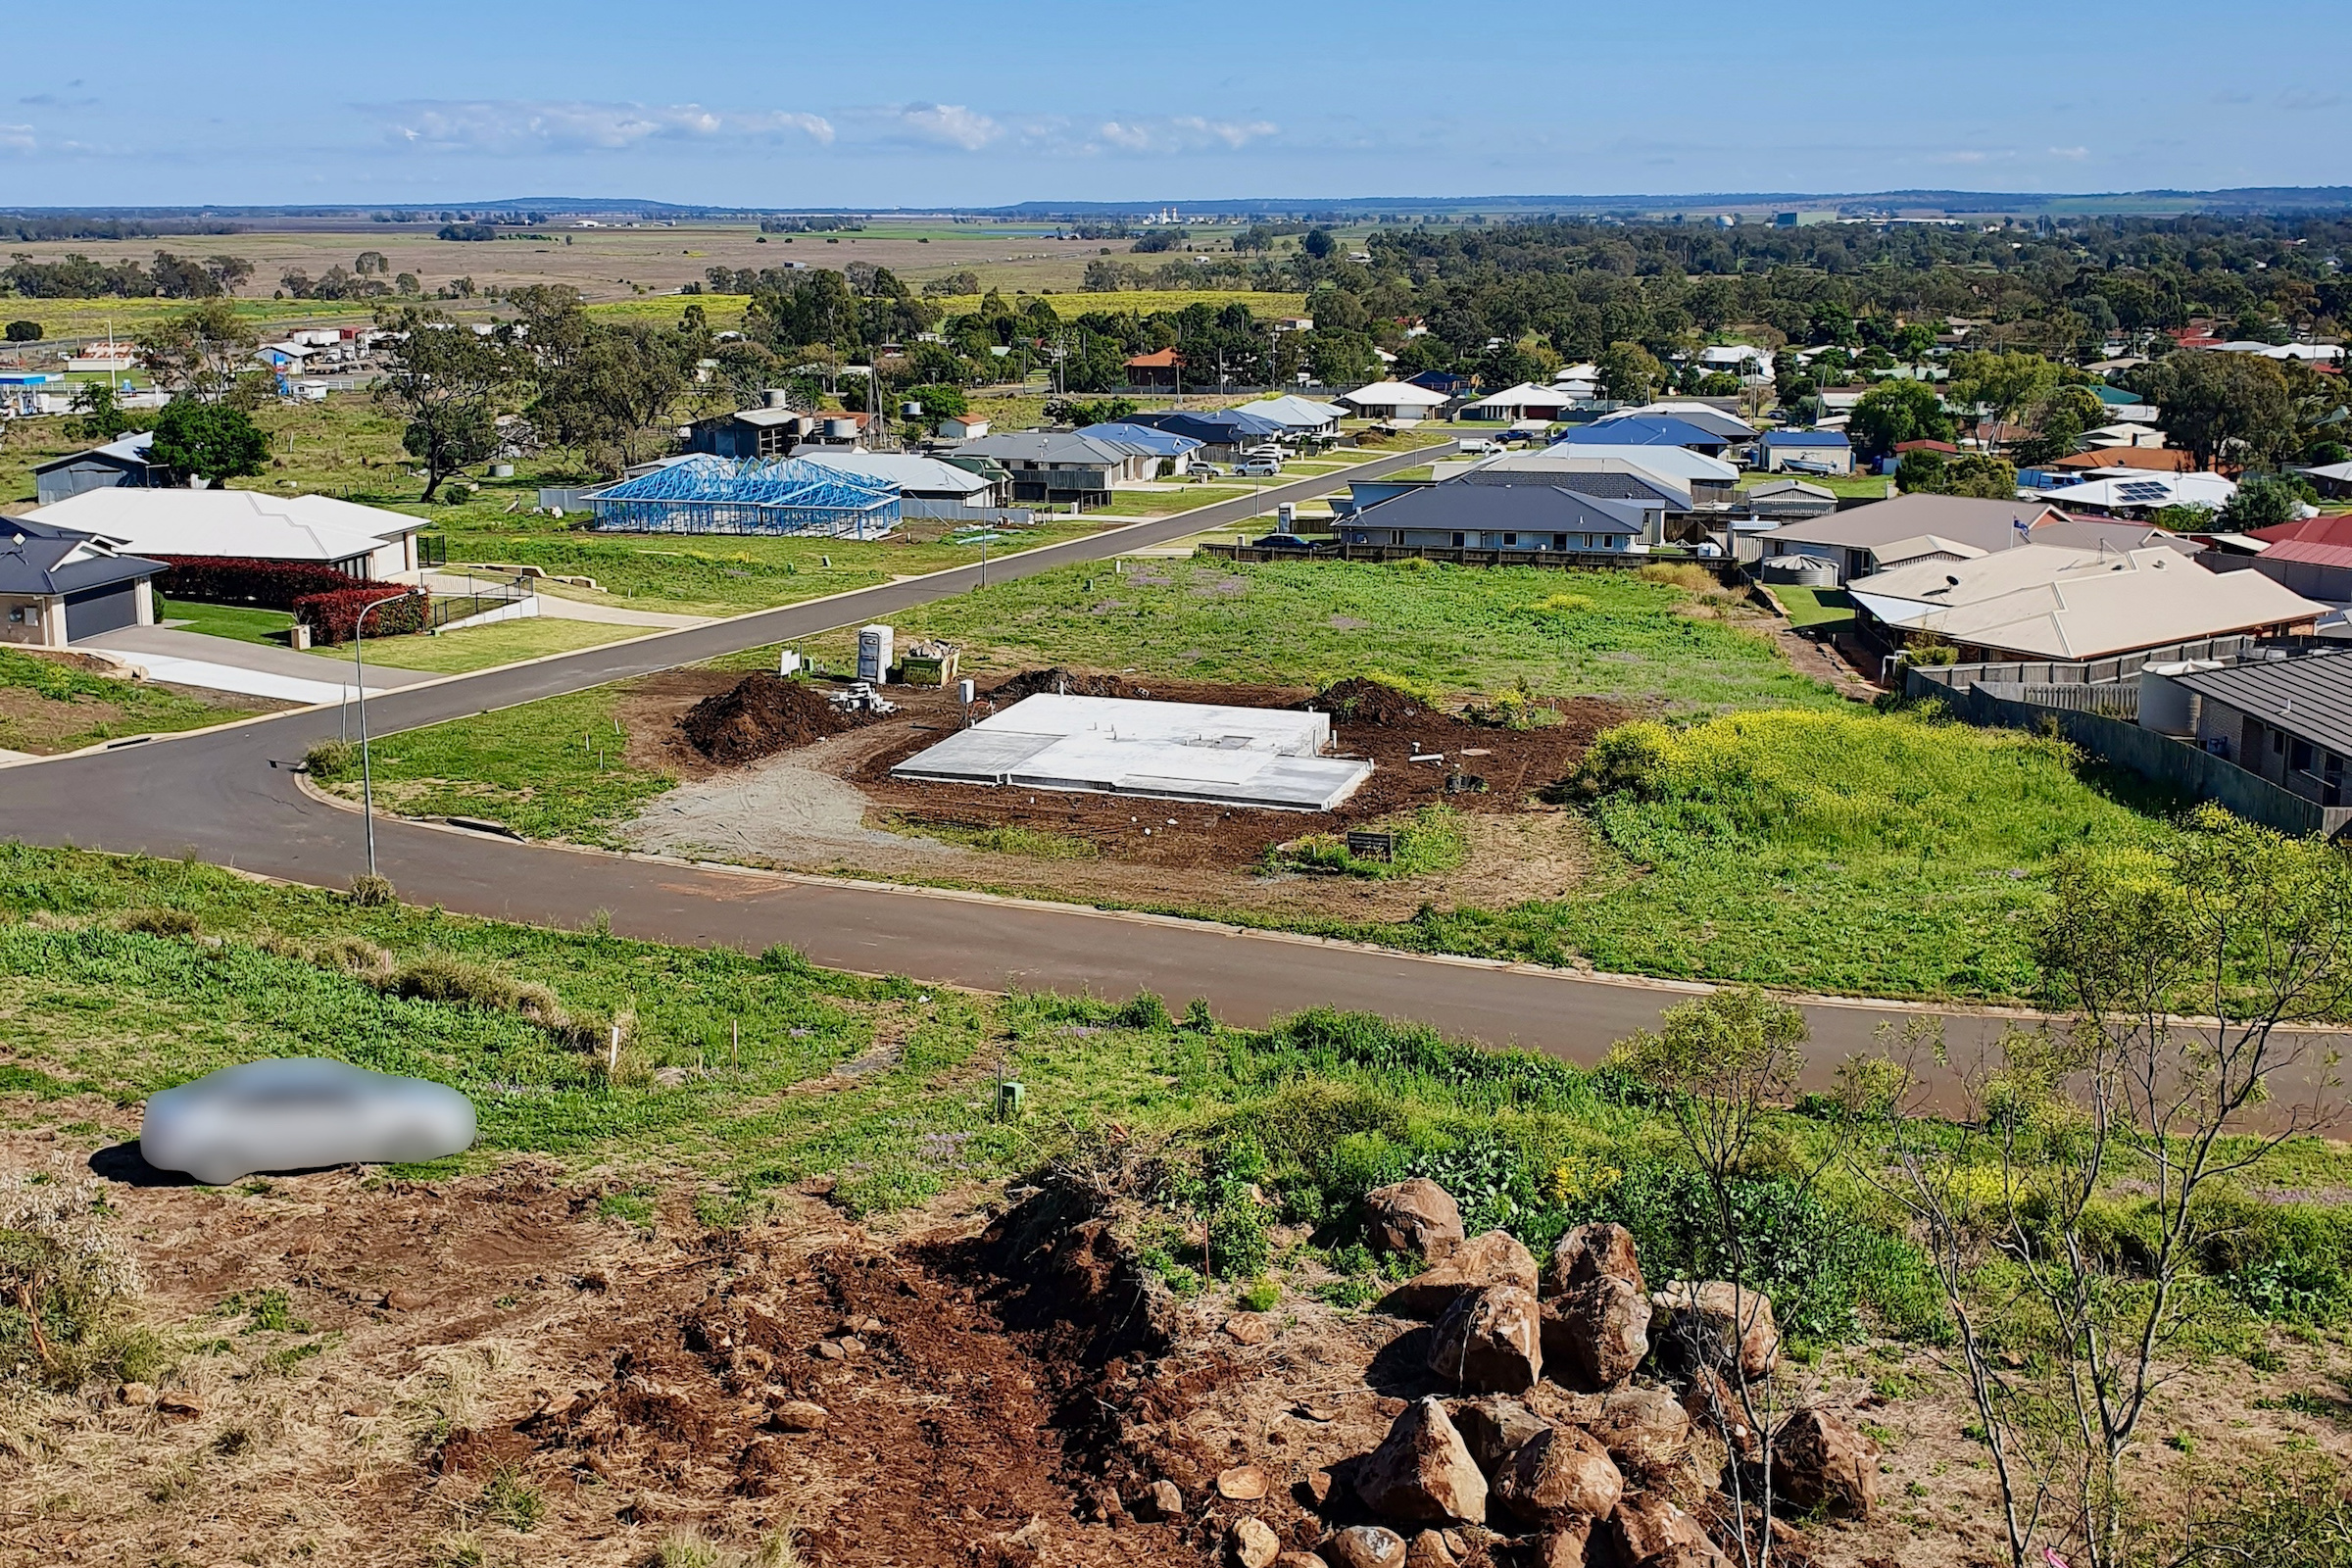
[8,0,2350,207]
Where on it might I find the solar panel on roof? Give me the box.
[2115,481,2172,503]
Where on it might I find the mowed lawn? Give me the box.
[812,557,1838,711]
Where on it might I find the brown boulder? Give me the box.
[1365,1179,1467,1261]
[1323,1527,1408,1568]
[1404,1530,1458,1568]
[1146,1479,1185,1519]
[1533,1520,1592,1568]
[1544,1222,1645,1297]
[1232,1517,1282,1568]
[1451,1396,1550,1476]
[1384,1231,1540,1319]
[1679,1369,1757,1463]
[767,1398,830,1433]
[1428,1285,1543,1394]
[1355,1396,1489,1526]
[1278,1556,1331,1568]
[1541,1276,1651,1392]
[1650,1282,1777,1382]
[1220,1464,1273,1501]
[1604,1494,1728,1568]
[1770,1407,1879,1519]
[1588,1386,1690,1483]
[1493,1425,1626,1529]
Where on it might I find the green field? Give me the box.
[307,614,647,675]
[811,557,1835,710]
[0,647,256,756]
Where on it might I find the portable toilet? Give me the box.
[858,624,894,683]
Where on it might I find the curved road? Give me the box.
[0,444,2035,1081]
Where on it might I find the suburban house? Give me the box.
[1696,344,1774,380]
[1459,382,1583,422]
[1124,348,1182,389]
[1231,395,1348,437]
[0,515,165,647]
[26,489,426,581]
[1341,482,1652,553]
[1758,493,2185,584]
[1754,429,1855,475]
[1334,381,1451,422]
[1596,404,1759,443]
[1404,369,1474,397]
[791,451,1009,511]
[1552,416,1734,459]
[950,431,1146,505]
[1120,408,1288,464]
[1844,543,2323,662]
[2035,470,2237,517]
[935,413,990,441]
[2039,446,2195,475]
[688,404,814,460]
[1074,422,1205,477]
[1509,444,1741,508]
[1455,465,1676,541]
[31,431,171,506]
[2143,653,2352,805]
[1741,479,1839,520]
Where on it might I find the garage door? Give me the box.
[64,582,139,641]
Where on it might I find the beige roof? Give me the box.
[1850,545,2325,659]
[1868,534,1989,569]
[1763,493,2066,553]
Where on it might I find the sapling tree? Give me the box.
[1850,806,2351,1568]
[1611,984,1826,1568]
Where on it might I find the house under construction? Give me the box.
[587,455,901,537]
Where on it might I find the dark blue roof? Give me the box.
[1759,429,1852,448]
[1405,369,1473,393]
[0,516,164,597]
[1352,482,1647,535]
[1551,416,1728,450]
[1123,409,1288,442]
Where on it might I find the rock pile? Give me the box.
[1198,1188,1882,1568]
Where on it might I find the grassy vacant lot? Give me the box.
[310,687,671,844]
[307,615,649,675]
[812,557,1836,710]
[0,648,255,755]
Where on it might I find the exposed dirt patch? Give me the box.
[609,668,1627,920]
[679,673,876,765]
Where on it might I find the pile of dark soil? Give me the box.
[988,667,1155,702]
[1306,677,1429,726]
[678,673,866,764]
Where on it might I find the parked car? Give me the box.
[1236,459,1283,478]
[1459,438,1503,454]
[1191,463,1227,479]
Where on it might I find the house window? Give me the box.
[1503,533,1518,547]
[6,607,23,624]
[1450,532,1464,547]
[1553,533,1567,551]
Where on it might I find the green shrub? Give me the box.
[122,907,202,938]
[304,740,359,780]
[1238,1278,1281,1312]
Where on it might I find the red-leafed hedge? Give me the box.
[295,586,429,645]
[157,556,367,610]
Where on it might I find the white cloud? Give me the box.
[2048,145,2089,160]
[884,103,1003,150]
[376,100,833,153]
[1096,116,1277,154]
[0,123,34,155]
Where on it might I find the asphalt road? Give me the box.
[0,442,2069,1088]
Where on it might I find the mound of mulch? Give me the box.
[1305,676,1430,726]
[986,667,1154,702]
[677,673,865,764]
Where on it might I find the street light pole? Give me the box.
[350,594,405,880]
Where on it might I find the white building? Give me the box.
[27,489,425,581]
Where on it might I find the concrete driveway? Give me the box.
[78,626,438,706]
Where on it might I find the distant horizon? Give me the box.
[9,0,2348,208]
[9,184,2352,221]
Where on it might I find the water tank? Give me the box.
[1761,554,1838,588]
[824,416,859,440]
[764,388,791,408]
[857,624,894,683]
[2137,662,2218,737]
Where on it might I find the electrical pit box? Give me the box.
[857,624,894,684]
[778,648,804,676]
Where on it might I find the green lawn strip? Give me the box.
[1771,585,1856,631]
[812,557,1836,711]
[309,685,666,842]
[154,597,297,647]
[304,616,647,675]
[0,647,254,755]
